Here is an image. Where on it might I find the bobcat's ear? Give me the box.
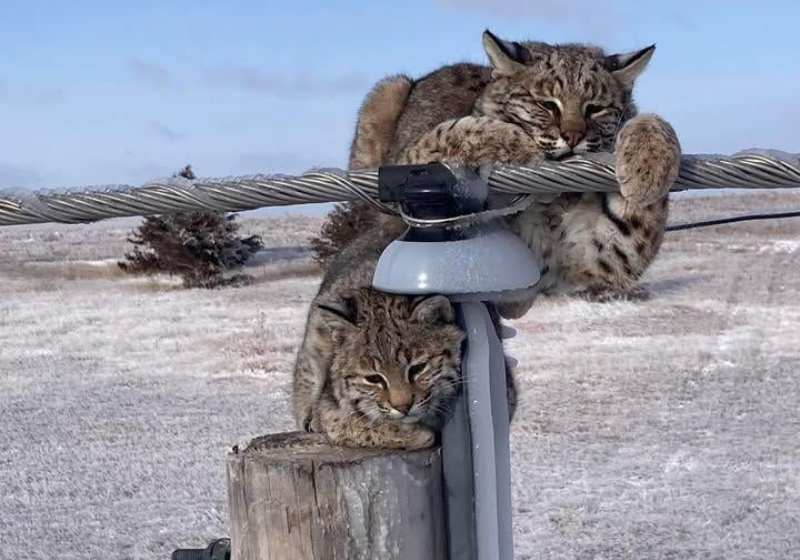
[605,44,656,89]
[411,295,454,325]
[482,30,525,77]
[316,296,357,330]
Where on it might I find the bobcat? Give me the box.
[348,30,681,317]
[292,31,680,449]
[292,221,466,450]
[293,217,520,450]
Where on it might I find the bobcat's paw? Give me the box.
[400,424,437,450]
[298,406,321,433]
[324,419,435,450]
[615,114,681,206]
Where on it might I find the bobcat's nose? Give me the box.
[390,392,414,415]
[561,130,585,149]
[392,401,412,415]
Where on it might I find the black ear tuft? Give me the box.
[604,44,656,87]
[482,30,525,75]
[484,29,524,63]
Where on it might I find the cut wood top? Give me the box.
[232,431,441,464]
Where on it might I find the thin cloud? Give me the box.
[0,80,65,106]
[128,60,368,97]
[148,122,186,143]
[129,60,174,90]
[202,67,369,96]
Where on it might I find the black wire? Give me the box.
[667,210,800,232]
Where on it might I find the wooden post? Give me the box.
[226,432,447,560]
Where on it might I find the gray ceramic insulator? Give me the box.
[372,225,541,296]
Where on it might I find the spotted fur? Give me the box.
[292,219,468,450]
[351,30,681,318]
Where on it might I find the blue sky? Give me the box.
[1,0,799,193]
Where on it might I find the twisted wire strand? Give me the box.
[1,151,799,226]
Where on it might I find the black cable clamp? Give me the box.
[171,538,230,560]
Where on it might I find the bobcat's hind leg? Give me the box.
[349,75,414,169]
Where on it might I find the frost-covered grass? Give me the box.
[0,213,319,263]
[2,196,800,559]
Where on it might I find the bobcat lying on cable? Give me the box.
[292,31,680,449]
[350,30,681,317]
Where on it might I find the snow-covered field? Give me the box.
[2,194,800,560]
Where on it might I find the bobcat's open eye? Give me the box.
[537,100,560,114]
[584,103,606,117]
[407,363,427,382]
[363,373,387,388]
